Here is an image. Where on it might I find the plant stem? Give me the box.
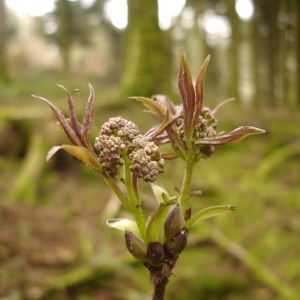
[101,173,132,211]
[152,279,168,300]
[102,170,147,239]
[178,156,194,214]
[148,265,170,300]
[132,207,147,240]
[123,153,139,206]
[123,153,147,240]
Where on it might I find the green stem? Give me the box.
[123,153,147,240]
[102,171,147,240]
[123,153,139,206]
[178,155,194,214]
[101,173,132,212]
[133,207,147,241]
[178,131,197,215]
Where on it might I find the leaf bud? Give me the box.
[147,242,165,267]
[164,204,185,243]
[125,231,148,262]
[170,228,188,255]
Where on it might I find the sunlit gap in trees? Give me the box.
[104,0,186,30]
[236,0,254,20]
[106,0,254,36]
[6,0,254,32]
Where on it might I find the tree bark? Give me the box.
[56,0,72,74]
[121,0,172,97]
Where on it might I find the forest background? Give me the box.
[0,0,299,299]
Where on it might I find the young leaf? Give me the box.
[47,145,102,172]
[151,183,169,204]
[196,126,266,145]
[146,203,171,243]
[106,218,140,237]
[185,204,237,230]
[130,96,167,120]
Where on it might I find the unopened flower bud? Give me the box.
[129,144,165,182]
[95,117,164,180]
[100,117,140,140]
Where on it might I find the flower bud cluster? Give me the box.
[175,107,218,158]
[128,141,165,182]
[94,117,164,181]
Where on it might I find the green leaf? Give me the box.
[150,183,169,204]
[106,218,140,237]
[47,145,102,172]
[146,203,171,243]
[185,204,237,230]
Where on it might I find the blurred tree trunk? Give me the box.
[0,0,8,82]
[121,0,172,97]
[295,0,300,108]
[277,0,299,109]
[57,0,72,74]
[249,1,261,108]
[277,0,288,108]
[260,0,280,107]
[227,0,239,103]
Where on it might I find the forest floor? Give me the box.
[1,77,300,299]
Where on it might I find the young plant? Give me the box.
[33,50,265,300]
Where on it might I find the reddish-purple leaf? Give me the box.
[32,95,81,146]
[82,84,95,141]
[56,84,82,141]
[192,55,210,130]
[178,50,195,135]
[196,126,266,145]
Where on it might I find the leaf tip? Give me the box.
[229,204,237,211]
[46,146,61,162]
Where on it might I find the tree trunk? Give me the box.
[249,0,261,109]
[260,0,280,107]
[57,0,72,74]
[121,0,172,97]
[0,0,8,82]
[295,0,300,108]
